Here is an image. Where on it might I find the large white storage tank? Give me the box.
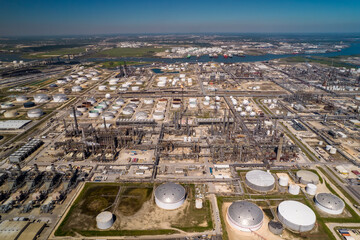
[96,211,114,229]
[296,170,319,185]
[245,170,275,192]
[16,95,27,102]
[53,94,67,103]
[27,108,43,118]
[314,193,345,215]
[226,201,264,232]
[155,183,186,210]
[33,94,49,103]
[278,200,316,232]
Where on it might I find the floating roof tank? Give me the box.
[296,170,319,185]
[278,200,316,232]
[245,170,275,192]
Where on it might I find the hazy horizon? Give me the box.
[1,0,360,36]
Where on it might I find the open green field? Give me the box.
[91,47,165,58]
[23,47,86,59]
[55,182,212,237]
[280,56,354,68]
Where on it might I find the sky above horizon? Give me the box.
[0,0,360,36]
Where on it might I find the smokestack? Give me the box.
[276,134,284,162]
[72,106,79,134]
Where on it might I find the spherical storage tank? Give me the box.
[296,170,319,185]
[278,200,316,232]
[227,201,264,232]
[96,211,114,229]
[155,183,186,210]
[314,193,345,215]
[27,108,43,118]
[245,170,275,192]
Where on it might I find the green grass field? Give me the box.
[55,182,212,237]
[91,47,165,58]
[23,47,86,59]
[99,61,150,68]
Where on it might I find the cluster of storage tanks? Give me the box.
[234,169,346,234]
[325,145,337,155]
[231,97,258,117]
[98,77,144,92]
[157,74,193,88]
[263,98,278,109]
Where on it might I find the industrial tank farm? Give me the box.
[226,201,264,232]
[1,49,359,240]
[154,183,186,210]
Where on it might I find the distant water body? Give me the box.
[1,43,360,66]
[86,43,360,67]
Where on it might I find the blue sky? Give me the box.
[0,0,359,36]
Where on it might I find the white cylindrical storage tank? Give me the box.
[279,175,289,187]
[314,193,345,215]
[131,86,140,91]
[53,94,67,102]
[306,184,317,195]
[87,97,96,105]
[195,199,203,209]
[116,99,125,106]
[109,86,117,91]
[34,94,49,103]
[105,93,111,99]
[245,106,252,112]
[240,111,246,117]
[144,99,154,105]
[288,184,300,195]
[278,200,316,232]
[1,102,14,109]
[249,111,256,117]
[243,99,249,105]
[153,112,165,120]
[88,110,99,118]
[109,78,119,85]
[72,86,82,92]
[172,102,181,108]
[76,105,87,112]
[122,107,134,115]
[16,95,27,102]
[245,170,275,192]
[92,77,100,81]
[296,170,319,185]
[157,81,166,87]
[326,145,332,151]
[203,100,210,106]
[155,183,186,210]
[94,106,104,113]
[4,110,18,118]
[57,79,67,84]
[27,108,43,118]
[330,148,337,154]
[226,201,264,232]
[102,112,115,120]
[135,111,147,120]
[96,211,114,229]
[98,85,107,91]
[70,110,82,118]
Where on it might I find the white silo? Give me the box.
[96,211,114,229]
[288,184,300,195]
[279,175,289,187]
[306,184,317,195]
